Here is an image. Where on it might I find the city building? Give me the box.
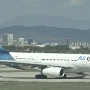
[28,38,34,44]
[13,40,21,46]
[66,38,70,46]
[69,42,90,50]
[2,33,13,46]
[18,38,25,46]
[0,38,3,46]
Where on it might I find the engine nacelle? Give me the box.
[41,67,65,77]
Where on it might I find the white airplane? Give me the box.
[0,46,90,79]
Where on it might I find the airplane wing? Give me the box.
[0,59,75,70]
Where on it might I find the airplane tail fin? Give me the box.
[0,46,14,60]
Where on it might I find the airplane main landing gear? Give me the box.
[62,74,67,78]
[35,66,47,79]
[35,74,47,79]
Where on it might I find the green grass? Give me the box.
[0,82,90,90]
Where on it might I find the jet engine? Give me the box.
[41,67,65,77]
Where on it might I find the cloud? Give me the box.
[63,0,84,7]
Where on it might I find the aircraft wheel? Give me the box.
[35,75,39,79]
[62,74,67,78]
[35,75,47,79]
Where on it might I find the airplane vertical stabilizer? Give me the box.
[0,46,14,60]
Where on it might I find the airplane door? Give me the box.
[30,57,36,63]
[34,57,41,63]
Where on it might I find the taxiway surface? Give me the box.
[0,65,90,82]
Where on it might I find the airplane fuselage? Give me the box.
[10,52,90,73]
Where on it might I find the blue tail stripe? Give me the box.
[0,46,14,60]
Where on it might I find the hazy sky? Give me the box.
[0,0,90,24]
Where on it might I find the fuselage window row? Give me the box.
[41,59,78,61]
[15,58,77,61]
[41,59,70,61]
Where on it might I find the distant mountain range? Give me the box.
[0,15,90,30]
[0,25,90,44]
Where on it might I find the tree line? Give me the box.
[2,45,90,54]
